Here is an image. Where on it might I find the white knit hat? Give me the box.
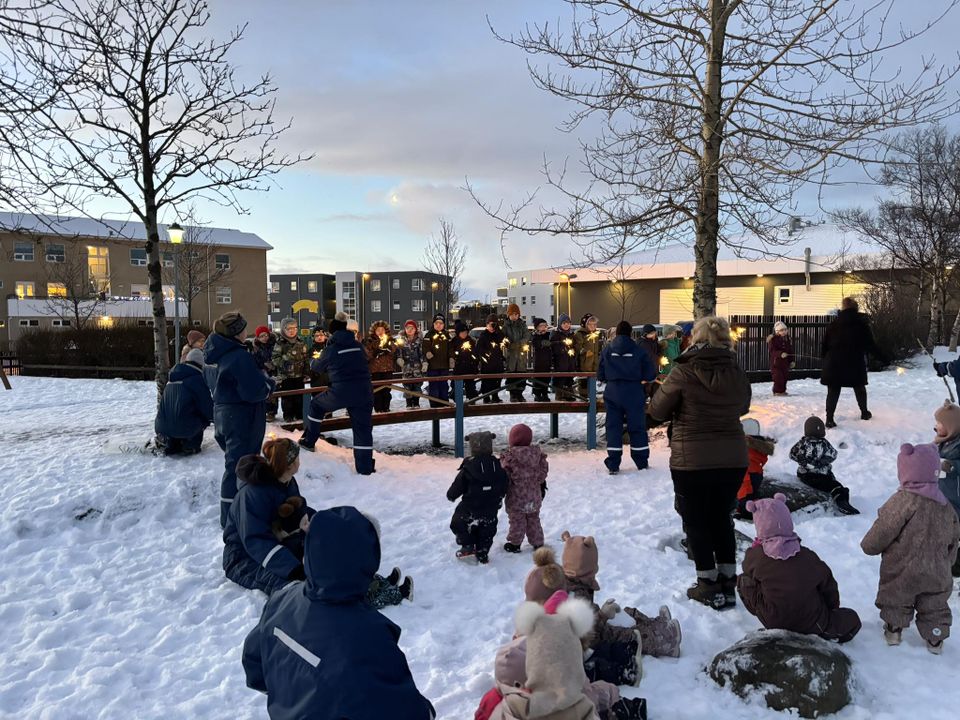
[773,321,788,332]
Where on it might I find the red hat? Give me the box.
[508,423,533,447]
[254,325,271,337]
[403,319,418,329]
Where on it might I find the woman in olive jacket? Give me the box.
[649,316,752,611]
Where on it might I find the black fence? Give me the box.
[729,314,831,377]
[1,351,20,377]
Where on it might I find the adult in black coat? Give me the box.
[476,314,506,403]
[820,298,881,428]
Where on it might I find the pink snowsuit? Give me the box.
[501,445,549,547]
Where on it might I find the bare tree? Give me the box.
[42,237,106,329]
[604,254,642,322]
[472,1,960,318]
[0,0,306,399]
[160,215,233,327]
[834,126,960,347]
[421,217,467,315]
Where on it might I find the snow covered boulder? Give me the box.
[708,630,853,718]
[756,477,832,514]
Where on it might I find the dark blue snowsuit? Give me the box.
[935,358,960,405]
[154,359,213,454]
[223,455,314,595]
[242,506,435,720]
[302,330,375,475]
[205,332,276,528]
[597,334,657,472]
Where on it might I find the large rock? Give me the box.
[755,476,833,514]
[708,630,853,718]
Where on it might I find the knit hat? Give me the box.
[486,313,499,325]
[745,493,801,560]
[580,313,596,326]
[533,317,547,329]
[641,323,657,336]
[934,401,960,443]
[185,348,205,366]
[524,546,567,604]
[186,330,205,346]
[507,303,521,316]
[898,443,949,504]
[467,431,495,456]
[615,320,632,336]
[433,313,446,325]
[494,636,527,688]
[508,423,533,447]
[254,325,270,338]
[403,318,418,330]
[454,319,468,334]
[329,311,349,334]
[558,314,571,327]
[280,317,297,331]
[680,322,694,336]
[741,418,760,437]
[214,311,247,337]
[774,321,788,332]
[560,531,600,592]
[804,416,826,439]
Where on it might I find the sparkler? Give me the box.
[379,334,389,348]
[521,344,530,353]
[659,356,670,367]
[312,351,320,359]
[896,366,906,375]
[563,338,573,346]
[395,337,405,346]
[268,431,277,439]
[567,349,575,357]
[462,341,472,351]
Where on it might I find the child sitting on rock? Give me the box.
[789,416,859,515]
[501,423,549,553]
[561,531,682,659]
[738,493,861,643]
[447,431,508,564]
[861,443,960,654]
[735,418,776,520]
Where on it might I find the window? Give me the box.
[393,322,401,331]
[15,281,35,298]
[522,276,527,286]
[160,251,173,268]
[193,321,202,327]
[531,296,536,305]
[371,300,382,313]
[307,280,318,293]
[550,295,555,306]
[216,286,232,304]
[215,253,230,270]
[392,300,400,311]
[412,278,423,291]
[137,319,154,327]
[52,319,71,327]
[270,301,280,313]
[509,277,518,288]
[392,278,400,290]
[412,299,426,312]
[130,284,148,298]
[270,281,280,294]
[371,279,381,292]
[341,280,357,318]
[129,248,147,267]
[87,246,110,294]
[46,243,65,263]
[18,319,39,327]
[47,283,67,298]
[290,281,298,292]
[14,241,34,261]
[509,296,516,305]
[778,287,792,304]
[521,296,526,305]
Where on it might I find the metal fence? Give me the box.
[729,314,832,375]
[0,351,20,377]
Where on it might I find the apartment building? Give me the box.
[505,271,557,324]
[336,270,451,333]
[1,212,270,347]
[268,273,336,331]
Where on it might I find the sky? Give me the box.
[98,1,960,299]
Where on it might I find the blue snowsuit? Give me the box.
[302,330,375,475]
[242,506,435,720]
[154,359,213,454]
[597,334,657,472]
[938,436,960,517]
[935,358,960,403]
[205,332,276,528]
[223,455,314,595]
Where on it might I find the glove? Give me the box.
[449,358,456,370]
[541,481,547,499]
[943,460,954,473]
[781,352,788,359]
[426,352,434,360]
[421,361,429,373]
[397,358,405,368]
[288,565,306,581]
[935,362,949,378]
[790,362,796,369]
[599,599,620,620]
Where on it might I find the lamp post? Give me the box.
[167,222,184,358]
[431,281,439,316]
[559,273,578,319]
[361,273,370,330]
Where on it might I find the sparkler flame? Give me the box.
[395,337,405,346]
[379,334,389,348]
[567,349,575,356]
[312,351,320,359]
[521,344,529,352]
[563,338,573,346]
[268,431,277,439]
[659,356,670,366]
[462,341,471,350]
[896,366,906,375]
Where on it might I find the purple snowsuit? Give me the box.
[501,445,549,547]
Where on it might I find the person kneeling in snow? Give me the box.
[738,493,861,643]
[789,416,859,515]
[154,348,213,456]
[243,506,435,720]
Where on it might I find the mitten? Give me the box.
[397,357,405,368]
[426,352,434,360]
[449,358,456,370]
[781,352,788,359]
[943,459,953,473]
[421,361,429,372]
[288,565,306,581]
[790,362,796,369]
[935,362,949,377]
[599,599,621,620]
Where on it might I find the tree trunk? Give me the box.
[949,303,960,352]
[927,274,943,348]
[693,0,727,319]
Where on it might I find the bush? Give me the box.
[859,285,926,367]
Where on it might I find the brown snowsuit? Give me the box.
[738,546,861,642]
[861,490,960,642]
[501,445,549,547]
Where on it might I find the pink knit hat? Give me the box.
[746,493,801,560]
[898,443,948,505]
[509,423,533,447]
[494,636,527,687]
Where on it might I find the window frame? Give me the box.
[290,281,298,292]
[130,248,148,267]
[13,241,34,262]
[52,319,71,327]
[215,286,232,304]
[15,281,35,298]
[46,282,67,298]
[215,253,231,270]
[412,298,426,313]
[45,243,65,263]
[307,280,318,293]
[371,300,382,313]
[777,287,792,304]
[392,278,400,290]
[370,279,381,292]
[19,319,40,327]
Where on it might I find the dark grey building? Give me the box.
[336,270,452,333]
[268,273,336,331]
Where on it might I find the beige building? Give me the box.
[0,212,270,348]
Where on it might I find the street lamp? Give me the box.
[431,281,439,315]
[361,273,371,331]
[167,222,184,358]
[559,273,578,319]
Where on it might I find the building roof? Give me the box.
[0,211,271,250]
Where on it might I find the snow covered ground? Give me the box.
[1,357,959,719]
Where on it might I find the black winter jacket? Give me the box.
[820,308,880,387]
[476,328,506,373]
[531,331,553,373]
[551,328,577,373]
[446,455,508,519]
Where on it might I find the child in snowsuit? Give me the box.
[242,506,435,720]
[657,325,681,379]
[271,317,308,422]
[735,418,776,519]
[530,318,553,402]
[424,313,451,407]
[477,314,507,403]
[397,319,425,408]
[447,431,508,563]
[934,401,960,520]
[251,325,279,422]
[789,416,860,515]
[501,423,549,553]
[154,347,214,456]
[504,303,531,402]
[363,320,398,414]
[861,443,960,653]
[738,493,861,643]
[560,531,682,659]
[768,321,794,395]
[551,314,577,400]
[575,314,603,399]
[451,319,479,400]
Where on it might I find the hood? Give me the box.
[746,435,776,456]
[898,443,949,505]
[328,329,358,347]
[746,493,801,560]
[677,345,740,390]
[304,506,380,603]
[169,362,204,382]
[203,331,246,365]
[560,532,599,591]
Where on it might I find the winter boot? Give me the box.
[476,549,490,564]
[604,455,621,475]
[583,634,642,687]
[398,577,414,601]
[503,542,522,553]
[298,437,316,452]
[456,545,475,561]
[625,605,682,658]
[884,624,902,646]
[927,640,944,655]
[266,412,276,423]
[719,574,738,607]
[385,567,401,586]
[322,436,339,446]
[686,578,727,610]
[861,410,873,421]
[825,416,837,429]
[952,553,960,578]
[611,697,648,720]
[831,487,860,515]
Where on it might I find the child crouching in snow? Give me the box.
[861,443,960,653]
[789,416,859,515]
[737,493,861,643]
[501,423,549,553]
[735,418,776,520]
[448,430,508,564]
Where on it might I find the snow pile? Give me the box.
[1,358,959,719]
